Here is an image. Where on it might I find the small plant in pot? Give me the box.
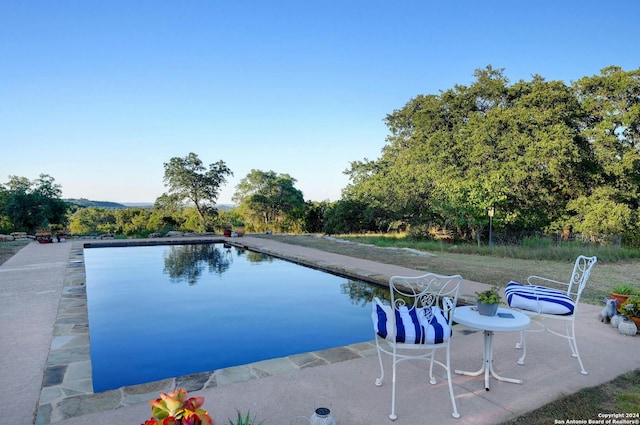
[610,284,636,307]
[618,296,640,329]
[475,285,502,316]
[232,220,246,237]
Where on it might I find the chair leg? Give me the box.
[428,350,436,385]
[445,344,460,419]
[564,321,578,357]
[389,348,398,421]
[567,321,588,375]
[375,339,385,387]
[516,330,527,365]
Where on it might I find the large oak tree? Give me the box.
[161,153,232,232]
[343,65,640,241]
[232,169,305,232]
[1,174,69,233]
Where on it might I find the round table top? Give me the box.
[453,305,530,332]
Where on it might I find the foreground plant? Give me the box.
[228,410,263,425]
[142,388,213,425]
[619,296,640,318]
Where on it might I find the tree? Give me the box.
[572,66,640,210]
[232,170,305,232]
[1,174,69,233]
[565,187,634,238]
[115,208,152,236]
[148,194,185,233]
[344,65,600,240]
[323,199,378,234]
[33,174,69,228]
[68,207,117,235]
[161,153,232,232]
[303,200,330,233]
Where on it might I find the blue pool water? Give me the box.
[84,243,381,392]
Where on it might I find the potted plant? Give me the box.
[610,284,636,307]
[222,223,232,237]
[142,388,213,425]
[475,285,501,316]
[233,220,245,237]
[618,296,640,329]
[35,229,53,244]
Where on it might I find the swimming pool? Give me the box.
[84,242,382,392]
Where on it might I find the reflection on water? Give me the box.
[232,245,278,264]
[163,243,280,284]
[162,243,388,303]
[162,244,230,284]
[341,279,389,306]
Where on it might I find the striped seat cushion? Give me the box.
[372,298,451,344]
[505,281,575,315]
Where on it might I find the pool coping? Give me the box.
[35,239,391,424]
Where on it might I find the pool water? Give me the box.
[84,243,381,392]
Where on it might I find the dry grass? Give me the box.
[0,240,31,265]
[253,234,640,305]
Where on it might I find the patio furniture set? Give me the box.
[371,255,597,421]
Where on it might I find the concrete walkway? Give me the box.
[1,237,639,425]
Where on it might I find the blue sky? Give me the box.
[2,1,639,204]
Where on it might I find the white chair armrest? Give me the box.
[527,275,569,288]
[443,296,454,317]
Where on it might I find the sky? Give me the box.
[1,1,639,205]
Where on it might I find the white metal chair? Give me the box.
[505,255,597,375]
[372,273,462,420]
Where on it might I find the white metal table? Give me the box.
[453,305,530,391]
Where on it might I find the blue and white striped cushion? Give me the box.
[505,281,575,315]
[372,298,451,344]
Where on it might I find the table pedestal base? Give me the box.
[455,330,523,391]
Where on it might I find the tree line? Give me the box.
[2,65,639,246]
[0,158,328,237]
[341,65,640,245]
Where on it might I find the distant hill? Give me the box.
[217,204,235,212]
[65,198,235,211]
[65,198,127,209]
[121,202,154,208]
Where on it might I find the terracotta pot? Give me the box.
[610,293,630,308]
[631,316,640,329]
